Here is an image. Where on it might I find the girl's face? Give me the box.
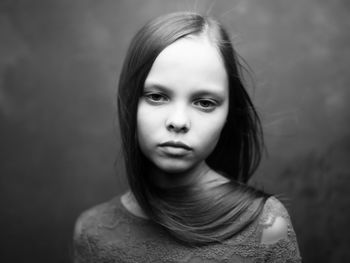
[137,36,229,173]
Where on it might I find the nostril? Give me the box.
[167,122,189,133]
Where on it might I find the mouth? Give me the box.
[159,141,192,151]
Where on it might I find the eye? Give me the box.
[193,99,218,112]
[144,93,168,104]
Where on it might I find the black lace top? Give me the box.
[73,194,301,262]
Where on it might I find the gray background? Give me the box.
[1,0,349,262]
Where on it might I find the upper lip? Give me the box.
[159,141,192,150]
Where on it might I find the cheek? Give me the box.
[136,102,162,145]
[201,106,228,135]
[206,119,226,145]
[195,110,228,151]
[137,105,149,140]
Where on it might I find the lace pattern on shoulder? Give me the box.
[260,196,291,228]
[258,197,302,262]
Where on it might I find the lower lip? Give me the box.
[160,146,191,156]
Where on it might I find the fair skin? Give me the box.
[122,35,229,218]
[138,35,229,185]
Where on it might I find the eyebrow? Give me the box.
[143,84,173,95]
[143,83,227,99]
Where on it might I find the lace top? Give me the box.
[73,194,301,263]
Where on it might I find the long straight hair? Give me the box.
[117,12,270,245]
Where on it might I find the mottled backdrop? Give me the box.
[1,0,349,262]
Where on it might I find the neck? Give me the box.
[149,161,211,189]
[123,162,229,220]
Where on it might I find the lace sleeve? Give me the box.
[259,196,302,263]
[73,208,99,263]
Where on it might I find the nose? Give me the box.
[165,105,190,133]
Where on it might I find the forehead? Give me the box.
[145,36,228,94]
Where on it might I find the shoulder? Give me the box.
[259,196,294,245]
[73,196,121,240]
[73,196,125,262]
[256,197,302,261]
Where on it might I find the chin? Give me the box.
[155,159,194,174]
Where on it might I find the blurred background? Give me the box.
[1,0,349,262]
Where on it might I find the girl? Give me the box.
[73,12,301,262]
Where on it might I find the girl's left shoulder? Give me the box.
[258,196,296,245]
[252,196,302,262]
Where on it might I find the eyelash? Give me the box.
[143,93,218,112]
[144,93,168,104]
[193,99,218,112]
